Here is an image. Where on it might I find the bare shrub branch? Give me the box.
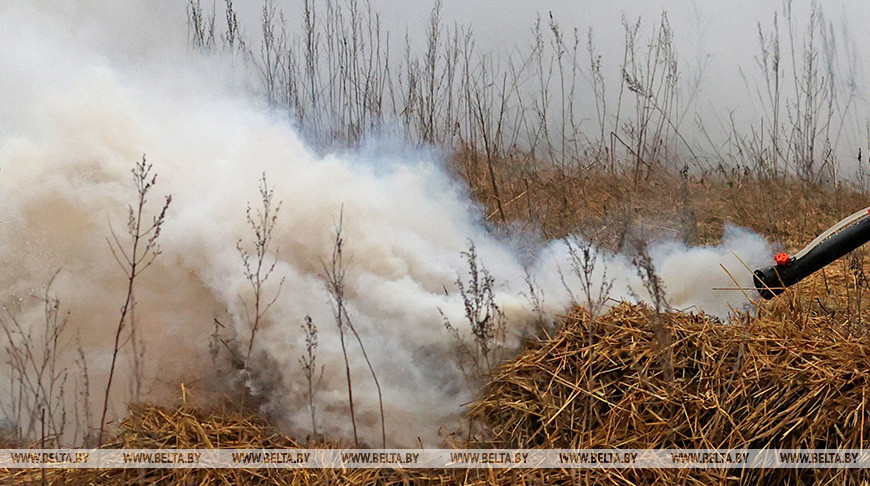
[237,173,285,365]
[100,155,171,445]
[0,272,71,446]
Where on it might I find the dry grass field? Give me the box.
[7,1,870,484]
[10,161,870,485]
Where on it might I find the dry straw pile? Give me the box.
[25,403,395,485]
[11,404,560,485]
[472,302,870,484]
[11,404,394,485]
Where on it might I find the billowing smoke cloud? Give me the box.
[0,1,771,446]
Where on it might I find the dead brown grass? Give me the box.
[8,404,388,485]
[455,146,867,250]
[471,299,870,484]
[6,403,582,485]
[13,261,870,485]
[8,156,870,485]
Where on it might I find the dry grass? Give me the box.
[9,404,385,485]
[6,403,579,485]
[8,157,870,485]
[12,289,870,484]
[5,2,867,483]
[455,146,867,250]
[472,297,870,484]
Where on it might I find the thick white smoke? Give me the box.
[0,2,772,446]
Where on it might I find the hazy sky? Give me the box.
[231,0,868,143]
[370,1,869,165]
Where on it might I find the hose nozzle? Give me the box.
[753,207,870,299]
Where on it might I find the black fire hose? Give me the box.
[754,206,870,299]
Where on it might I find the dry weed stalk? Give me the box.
[442,240,506,378]
[298,315,320,437]
[0,272,70,446]
[100,155,171,445]
[322,209,386,447]
[237,173,285,364]
[73,338,93,446]
[558,236,614,449]
[631,242,674,381]
[521,267,547,335]
[560,236,613,318]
